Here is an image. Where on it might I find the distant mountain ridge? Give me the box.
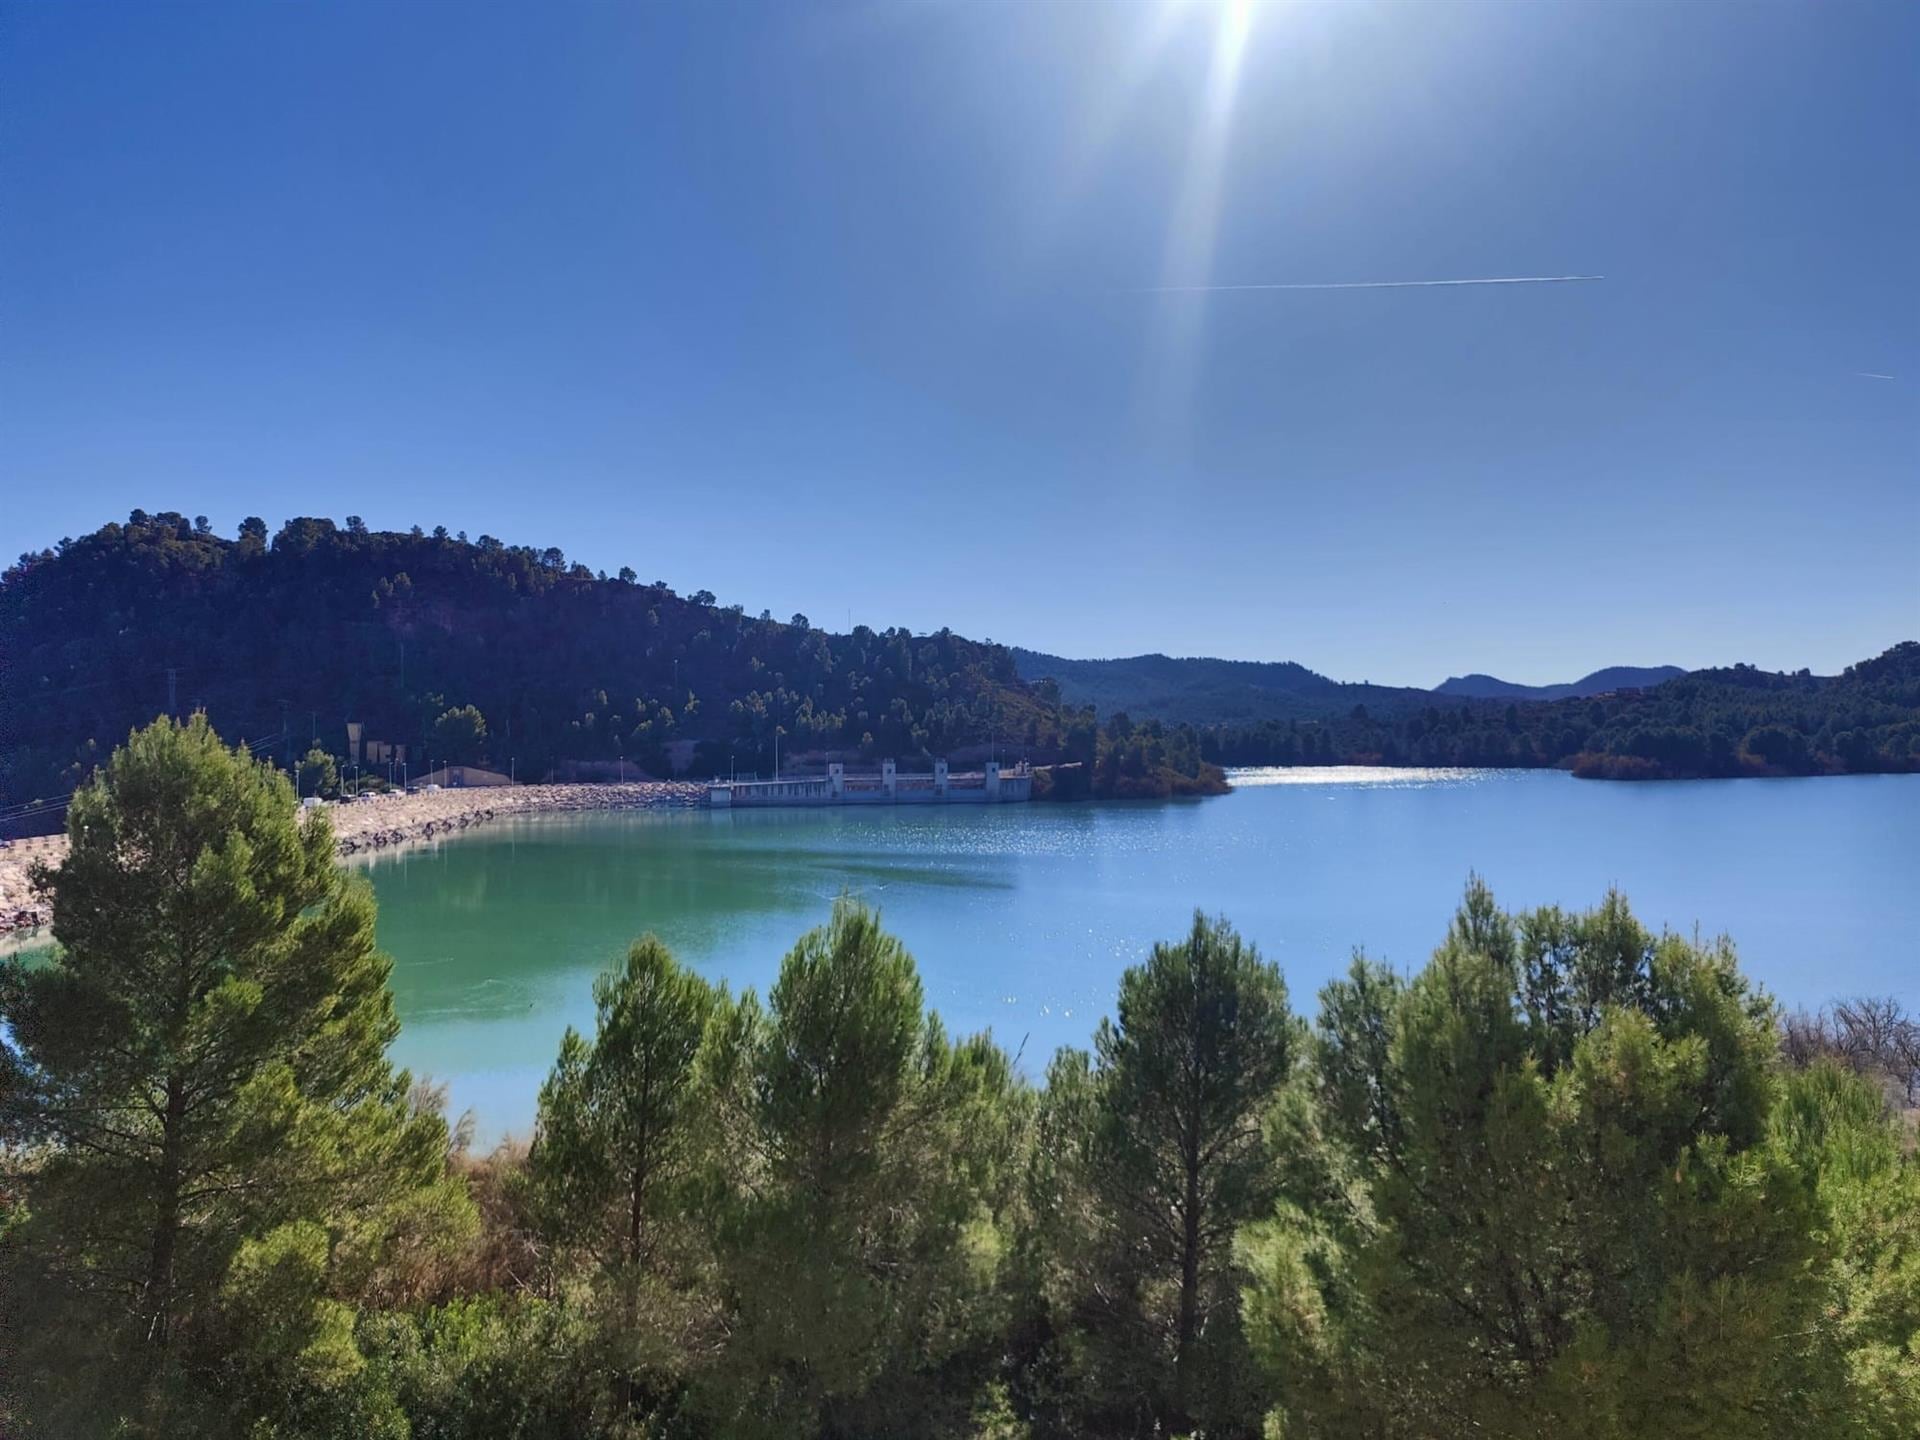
[1010,649,1438,728]
[1200,645,1920,780]
[1011,649,1685,726]
[1433,665,1687,702]
[1018,641,1920,781]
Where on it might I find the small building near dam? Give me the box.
[708,760,1033,808]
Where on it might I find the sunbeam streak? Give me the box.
[1149,0,1260,440]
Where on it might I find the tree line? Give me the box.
[1199,641,1920,779]
[10,513,1905,829]
[5,718,1916,1435]
[0,513,1059,803]
[0,512,1218,823]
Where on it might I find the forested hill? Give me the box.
[1433,664,1686,701]
[1015,648,1688,717]
[1011,648,1436,726]
[1202,644,1920,778]
[2,512,1094,813]
[1016,642,1920,779]
[6,516,1909,813]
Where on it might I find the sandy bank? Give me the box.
[0,781,707,934]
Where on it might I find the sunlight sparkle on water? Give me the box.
[1224,766,1491,788]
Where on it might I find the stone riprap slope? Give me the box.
[0,781,706,933]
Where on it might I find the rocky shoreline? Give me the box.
[0,781,709,935]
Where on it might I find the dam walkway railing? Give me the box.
[707,760,1032,808]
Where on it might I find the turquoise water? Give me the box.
[359,767,1920,1141]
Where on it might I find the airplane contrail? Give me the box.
[1855,371,1897,381]
[1136,274,1604,293]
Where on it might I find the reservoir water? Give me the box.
[361,767,1920,1141]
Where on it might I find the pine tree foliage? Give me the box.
[1244,878,1840,1439]
[1013,914,1301,1437]
[5,724,1916,1438]
[695,898,1026,1438]
[524,934,726,1419]
[0,716,470,1436]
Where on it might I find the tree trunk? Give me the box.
[619,1166,645,1415]
[1175,1152,1202,1429]
[630,1165,644,1262]
[144,1077,187,1349]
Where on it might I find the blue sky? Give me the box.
[3,1,1913,686]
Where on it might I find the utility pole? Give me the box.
[167,667,178,718]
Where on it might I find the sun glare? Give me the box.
[1208,0,1258,122]
[1148,0,1264,440]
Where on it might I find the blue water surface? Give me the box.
[359,768,1919,1140]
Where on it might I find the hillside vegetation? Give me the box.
[5,516,1907,816]
[1,513,1221,819]
[1203,644,1920,777]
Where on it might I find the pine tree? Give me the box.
[530,936,719,1269]
[0,715,468,1435]
[698,898,1022,1438]
[526,934,723,1417]
[1246,878,1818,1439]
[1086,912,1299,1435]
[1766,1062,1920,1437]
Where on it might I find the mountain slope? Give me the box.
[1012,649,1438,727]
[1202,645,1920,778]
[0,512,1074,815]
[1433,665,1687,701]
[1012,643,1920,779]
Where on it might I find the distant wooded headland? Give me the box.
[1014,644,1920,779]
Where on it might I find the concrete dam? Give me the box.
[707,760,1033,808]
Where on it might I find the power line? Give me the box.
[0,728,293,824]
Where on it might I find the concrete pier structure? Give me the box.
[708,761,1032,808]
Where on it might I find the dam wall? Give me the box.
[708,760,1033,808]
